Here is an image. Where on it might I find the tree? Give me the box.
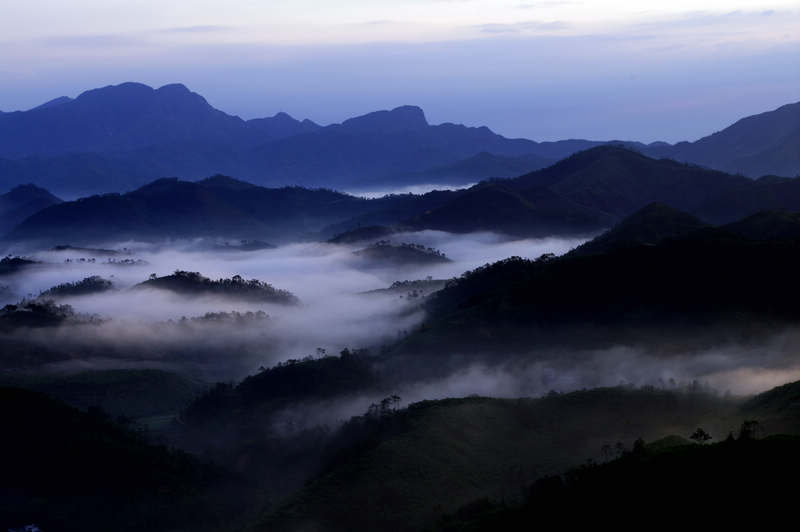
[738,420,762,441]
[632,437,646,455]
[689,428,712,444]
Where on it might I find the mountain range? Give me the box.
[11,146,800,246]
[1,82,797,197]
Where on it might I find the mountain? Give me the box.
[720,210,800,241]
[8,147,799,246]
[644,100,800,178]
[256,389,735,532]
[508,146,751,218]
[403,208,800,356]
[1,84,798,196]
[0,387,236,532]
[0,83,626,196]
[0,82,316,158]
[3,176,376,244]
[406,182,614,236]
[0,184,61,232]
[571,202,709,256]
[692,174,800,224]
[358,151,555,187]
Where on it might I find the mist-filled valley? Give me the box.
[4,4,800,528]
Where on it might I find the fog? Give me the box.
[5,229,800,415]
[345,183,477,199]
[0,231,584,380]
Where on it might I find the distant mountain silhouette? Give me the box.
[4,176,370,244]
[644,101,800,178]
[0,184,61,232]
[1,83,798,196]
[387,152,554,187]
[11,147,800,245]
[0,82,625,195]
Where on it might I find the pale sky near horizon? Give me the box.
[0,0,798,142]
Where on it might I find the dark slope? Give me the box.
[0,183,62,231]
[720,209,800,241]
[406,183,613,236]
[646,100,800,178]
[440,435,800,529]
[693,174,800,223]
[405,211,800,354]
[571,202,709,256]
[2,147,781,245]
[256,389,734,532]
[4,176,379,244]
[509,146,751,218]
[0,387,232,532]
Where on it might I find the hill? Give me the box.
[352,241,451,267]
[255,388,736,532]
[570,202,709,256]
[0,184,61,232]
[406,182,614,236]
[509,145,750,218]
[437,434,800,528]
[40,275,114,298]
[4,176,378,244]
[0,387,238,532]
[135,270,298,304]
[0,369,203,420]
[9,147,800,245]
[328,225,398,244]
[400,209,800,356]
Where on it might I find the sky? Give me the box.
[0,0,798,142]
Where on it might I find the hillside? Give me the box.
[4,176,376,244]
[352,241,451,267]
[135,270,298,304]
[256,388,736,532]
[406,183,613,236]
[438,434,800,528]
[0,387,236,532]
[571,202,709,256]
[401,210,800,356]
[0,184,61,232]
[8,147,800,246]
[509,146,750,217]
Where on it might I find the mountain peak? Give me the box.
[198,175,259,191]
[2,183,62,203]
[341,105,428,133]
[29,96,73,112]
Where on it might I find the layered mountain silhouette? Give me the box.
[0,83,593,195]
[1,82,796,197]
[403,204,800,357]
[10,146,800,245]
